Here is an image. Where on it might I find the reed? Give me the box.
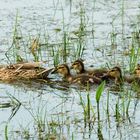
[129,31,140,73]
[78,84,95,125]
[96,81,105,120]
[115,98,120,122]
[1,0,140,139]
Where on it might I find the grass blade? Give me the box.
[96,81,105,103]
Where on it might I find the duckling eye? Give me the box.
[72,63,77,67]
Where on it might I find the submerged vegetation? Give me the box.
[0,0,140,139]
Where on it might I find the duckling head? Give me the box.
[108,66,123,84]
[71,59,85,73]
[52,64,70,77]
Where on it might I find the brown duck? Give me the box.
[71,59,108,77]
[105,66,140,85]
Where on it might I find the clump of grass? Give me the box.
[17,124,31,139]
[22,129,30,139]
[72,4,87,59]
[129,31,140,73]
[5,10,23,63]
[78,85,96,126]
[114,90,132,123]
[51,29,70,65]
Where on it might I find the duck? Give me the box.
[104,66,124,85]
[51,64,102,85]
[0,62,53,82]
[104,66,140,85]
[71,59,108,77]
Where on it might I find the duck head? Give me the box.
[52,64,70,77]
[71,59,85,74]
[107,66,123,85]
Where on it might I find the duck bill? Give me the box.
[70,65,74,69]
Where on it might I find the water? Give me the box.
[0,0,140,139]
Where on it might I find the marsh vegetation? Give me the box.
[0,0,140,139]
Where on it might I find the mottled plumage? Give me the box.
[52,64,102,85]
[71,59,108,77]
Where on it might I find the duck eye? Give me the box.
[73,62,78,66]
[111,69,115,72]
[60,66,64,69]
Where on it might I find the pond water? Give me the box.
[0,0,140,139]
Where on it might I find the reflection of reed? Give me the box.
[97,96,104,140]
[6,93,21,121]
[97,121,104,140]
[0,102,12,109]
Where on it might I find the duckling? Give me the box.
[71,59,108,77]
[106,66,140,85]
[0,62,53,82]
[52,64,102,85]
[106,66,123,85]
